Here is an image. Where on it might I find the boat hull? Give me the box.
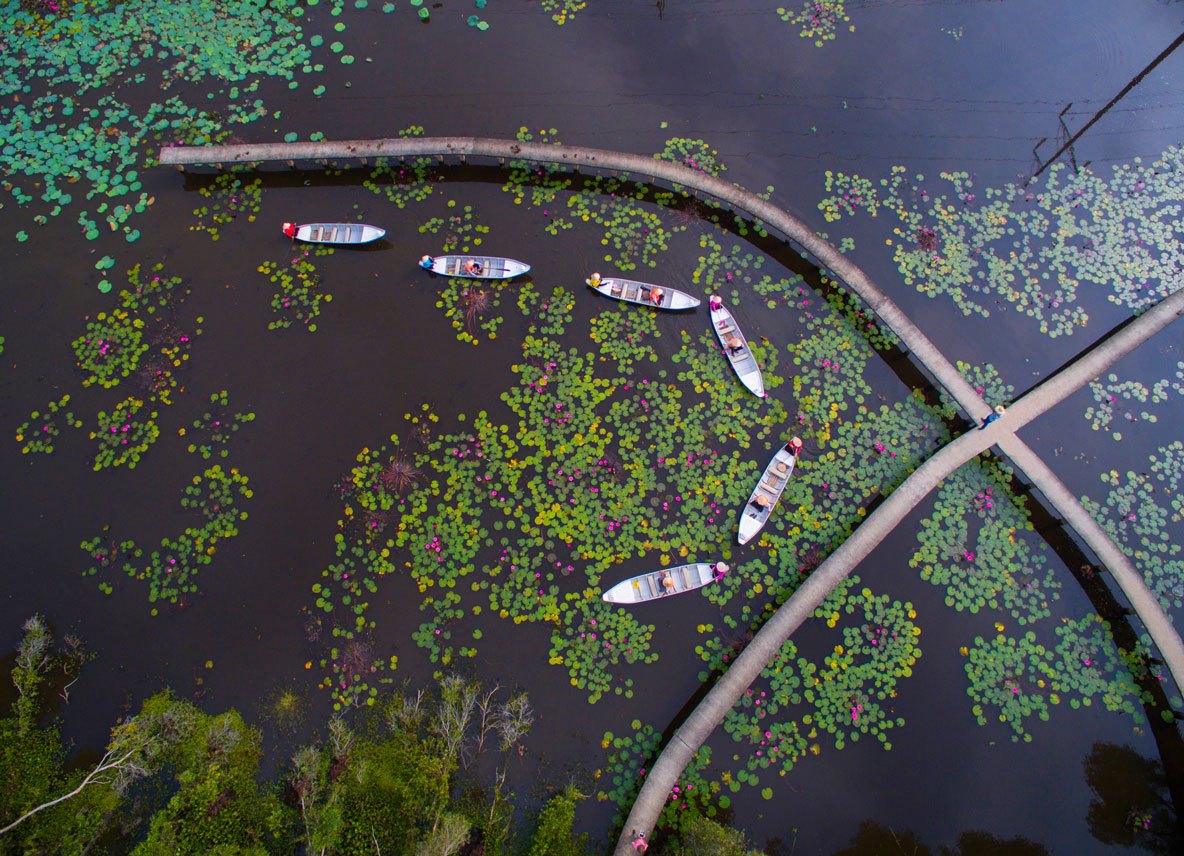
[286,223,385,244]
[420,255,531,280]
[586,277,700,310]
[602,562,720,603]
[709,301,765,397]
[738,445,799,545]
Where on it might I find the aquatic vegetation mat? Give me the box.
[818,147,1184,337]
[81,465,253,611]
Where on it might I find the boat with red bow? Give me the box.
[282,222,386,244]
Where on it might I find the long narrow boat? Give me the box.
[602,561,727,604]
[282,222,385,244]
[707,295,765,397]
[419,254,531,280]
[738,441,801,545]
[585,273,700,310]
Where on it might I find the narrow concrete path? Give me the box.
[612,286,1184,855]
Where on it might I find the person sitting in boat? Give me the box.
[419,254,434,269]
[727,335,744,356]
[784,436,803,457]
[750,494,770,514]
[649,287,664,306]
[713,562,730,580]
[463,258,484,276]
[659,570,675,595]
[589,272,602,286]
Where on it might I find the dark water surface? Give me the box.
[3,0,1184,853]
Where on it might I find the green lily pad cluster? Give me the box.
[655,138,728,179]
[363,127,438,208]
[420,200,489,253]
[540,0,586,25]
[1082,443,1184,611]
[81,464,252,611]
[595,721,720,831]
[14,394,83,455]
[305,271,797,704]
[1083,364,1184,440]
[777,1,855,46]
[1,0,320,235]
[910,461,1061,625]
[547,595,653,701]
[179,390,255,458]
[964,616,1152,742]
[191,173,262,241]
[71,263,196,403]
[258,253,332,332]
[90,396,160,470]
[501,131,692,268]
[700,586,919,785]
[938,360,1015,419]
[818,145,1184,337]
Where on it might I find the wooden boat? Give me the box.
[738,441,801,545]
[708,295,765,397]
[602,561,727,604]
[282,222,385,244]
[419,254,530,280]
[585,273,700,310]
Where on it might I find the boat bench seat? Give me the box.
[610,283,622,295]
[717,324,736,337]
[646,575,661,598]
[624,284,639,300]
[680,566,693,588]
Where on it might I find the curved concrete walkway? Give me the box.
[159,138,1184,848]
[612,286,1184,855]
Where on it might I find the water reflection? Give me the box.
[824,819,1047,856]
[1084,742,1181,854]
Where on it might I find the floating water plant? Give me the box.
[540,0,586,26]
[1083,364,1184,440]
[179,390,255,458]
[90,396,160,470]
[14,395,82,455]
[818,146,1184,337]
[1082,444,1184,611]
[258,254,332,332]
[81,465,252,610]
[191,173,262,241]
[656,138,727,178]
[777,1,855,47]
[964,616,1151,742]
[910,461,1060,625]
